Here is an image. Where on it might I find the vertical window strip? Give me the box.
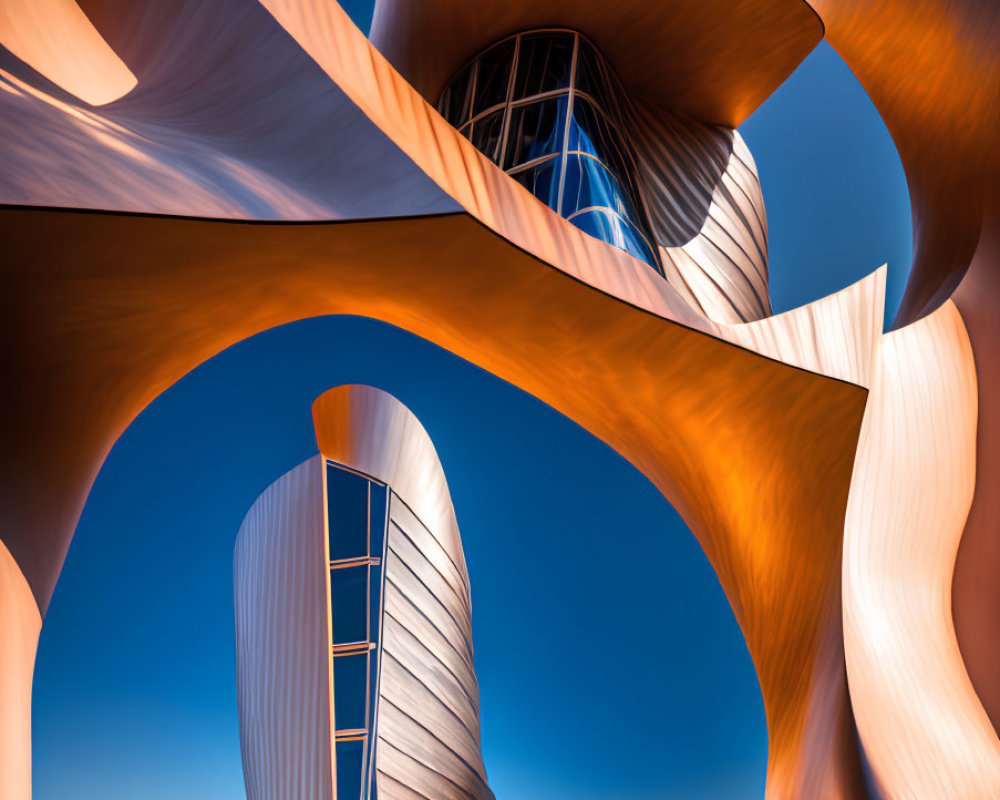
[556,33,579,215]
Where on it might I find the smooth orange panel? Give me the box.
[0,0,136,105]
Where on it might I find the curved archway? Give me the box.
[33,315,768,799]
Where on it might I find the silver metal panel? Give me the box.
[378,491,493,800]
[233,456,333,800]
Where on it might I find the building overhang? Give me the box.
[369,0,824,127]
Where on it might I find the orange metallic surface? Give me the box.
[0,539,40,800]
[370,0,822,128]
[2,1,997,798]
[807,0,999,329]
[1,206,870,798]
[0,0,136,106]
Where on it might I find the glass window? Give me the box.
[575,41,618,112]
[561,153,623,216]
[334,652,369,732]
[328,465,369,561]
[503,98,566,169]
[510,160,559,209]
[571,209,659,267]
[567,99,637,199]
[437,30,663,276]
[470,39,514,116]
[438,62,475,126]
[467,110,504,164]
[331,567,368,644]
[368,483,388,557]
[335,738,365,800]
[512,32,574,100]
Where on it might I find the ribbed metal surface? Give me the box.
[234,456,333,800]
[377,494,493,800]
[844,301,1000,799]
[629,102,771,323]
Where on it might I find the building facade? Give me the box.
[1,2,998,800]
[234,385,493,800]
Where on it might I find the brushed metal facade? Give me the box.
[234,456,334,800]
[234,387,492,800]
[377,493,493,800]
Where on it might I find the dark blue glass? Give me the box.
[335,738,365,800]
[575,41,619,110]
[333,652,369,732]
[468,110,504,164]
[368,483,388,557]
[438,31,662,275]
[327,464,369,561]
[512,32,574,99]
[510,160,559,208]
[503,97,566,169]
[331,567,368,644]
[471,39,514,116]
[561,154,622,216]
[571,209,658,267]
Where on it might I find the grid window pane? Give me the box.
[467,110,504,164]
[438,63,474,125]
[368,483,388,557]
[334,652,369,732]
[575,42,619,113]
[512,32,574,99]
[510,160,559,208]
[331,567,368,644]
[335,739,365,800]
[503,98,566,169]
[561,154,623,216]
[471,39,514,116]
[328,465,369,561]
[572,209,659,266]
[438,30,662,275]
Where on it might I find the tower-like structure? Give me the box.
[234,385,493,800]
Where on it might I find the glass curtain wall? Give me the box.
[327,462,390,800]
[438,30,663,274]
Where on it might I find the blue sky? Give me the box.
[31,7,911,800]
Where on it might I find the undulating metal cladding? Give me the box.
[313,385,492,800]
[378,493,493,800]
[2,1,998,799]
[843,299,1000,799]
[437,29,771,322]
[233,457,333,800]
[0,538,41,800]
[634,113,770,322]
[804,0,1000,745]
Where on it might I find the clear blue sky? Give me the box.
[31,6,911,800]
